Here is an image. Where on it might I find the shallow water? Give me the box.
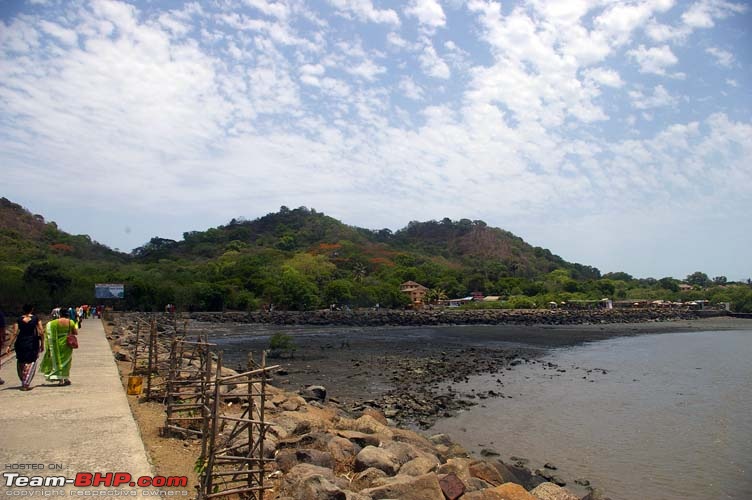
[429,330,752,500]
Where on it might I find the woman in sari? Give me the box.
[40,308,78,386]
[5,304,44,391]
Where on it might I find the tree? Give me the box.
[23,261,71,305]
[712,276,727,285]
[658,277,679,292]
[603,272,633,282]
[425,288,448,304]
[324,279,353,305]
[686,272,710,288]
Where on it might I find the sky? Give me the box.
[0,0,750,281]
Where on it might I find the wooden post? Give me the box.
[259,350,266,499]
[203,352,223,497]
[152,319,159,375]
[146,320,154,399]
[131,322,140,374]
[200,340,212,462]
[165,338,178,434]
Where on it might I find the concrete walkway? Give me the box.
[0,318,153,493]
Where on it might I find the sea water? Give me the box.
[429,330,752,500]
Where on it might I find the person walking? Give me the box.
[40,308,78,386]
[5,305,44,391]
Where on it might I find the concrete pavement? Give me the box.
[0,318,154,494]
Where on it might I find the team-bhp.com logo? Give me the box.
[4,472,188,488]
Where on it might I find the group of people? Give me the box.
[1,304,79,390]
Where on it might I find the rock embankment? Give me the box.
[190,308,706,327]
[260,389,609,500]
[108,314,611,499]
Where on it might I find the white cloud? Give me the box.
[419,42,451,79]
[681,0,747,29]
[243,0,290,20]
[38,20,78,46]
[327,0,400,25]
[406,0,446,30]
[629,85,678,109]
[705,46,734,67]
[584,67,624,88]
[594,0,675,47]
[386,31,409,48]
[345,59,386,81]
[628,44,678,75]
[0,0,750,279]
[399,76,424,100]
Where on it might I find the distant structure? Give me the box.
[400,281,428,307]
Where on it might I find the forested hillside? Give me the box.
[1,200,750,313]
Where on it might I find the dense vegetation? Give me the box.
[1,198,750,314]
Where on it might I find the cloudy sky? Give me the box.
[1,0,750,280]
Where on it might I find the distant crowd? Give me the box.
[0,304,103,391]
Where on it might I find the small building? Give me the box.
[482,296,501,302]
[679,284,694,292]
[448,297,473,307]
[471,291,485,301]
[400,281,428,305]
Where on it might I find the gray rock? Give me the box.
[294,449,335,469]
[351,467,388,491]
[359,473,445,500]
[301,385,327,402]
[354,446,400,475]
[529,482,579,500]
[337,430,381,448]
[327,436,361,463]
[399,455,440,476]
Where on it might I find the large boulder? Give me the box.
[529,482,580,500]
[382,441,422,465]
[301,385,327,402]
[492,461,524,485]
[284,474,346,500]
[359,473,445,500]
[337,430,381,448]
[327,436,361,464]
[470,460,505,486]
[463,482,539,500]
[281,395,307,411]
[361,408,388,425]
[282,464,346,500]
[294,449,335,469]
[354,446,400,475]
[399,454,440,476]
[436,458,475,485]
[488,482,538,500]
[350,467,388,491]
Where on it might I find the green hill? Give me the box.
[2,200,749,313]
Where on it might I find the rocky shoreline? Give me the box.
[189,307,707,327]
[108,313,606,499]
[110,314,748,499]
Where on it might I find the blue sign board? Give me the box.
[95,283,125,299]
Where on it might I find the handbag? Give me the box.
[66,322,78,349]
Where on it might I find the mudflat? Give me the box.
[211,316,752,428]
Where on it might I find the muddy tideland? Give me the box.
[184,311,745,429]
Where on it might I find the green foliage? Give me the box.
[686,271,711,288]
[268,332,296,358]
[2,199,746,314]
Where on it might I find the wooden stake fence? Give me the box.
[163,337,216,439]
[198,352,279,500]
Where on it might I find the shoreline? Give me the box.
[205,316,750,428]
[187,307,712,328]
[107,315,751,499]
